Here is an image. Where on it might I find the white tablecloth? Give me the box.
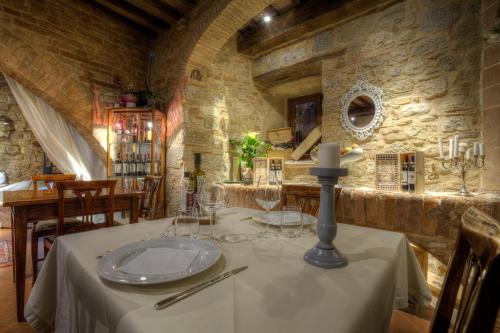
[26,208,431,333]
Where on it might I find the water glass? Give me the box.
[281,206,303,238]
[174,209,200,238]
[255,177,281,238]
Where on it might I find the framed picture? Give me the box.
[287,93,322,147]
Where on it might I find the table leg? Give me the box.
[13,206,28,322]
[11,208,15,283]
[130,197,139,224]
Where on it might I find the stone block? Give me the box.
[421,3,461,33]
[400,103,431,117]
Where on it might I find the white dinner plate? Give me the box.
[252,211,316,227]
[97,237,221,285]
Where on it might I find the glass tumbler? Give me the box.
[174,209,200,238]
[281,206,303,238]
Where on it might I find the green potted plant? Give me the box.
[230,132,271,182]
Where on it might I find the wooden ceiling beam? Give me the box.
[237,0,400,57]
[157,0,193,15]
[92,0,170,33]
[124,0,181,25]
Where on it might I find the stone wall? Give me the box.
[166,38,286,213]
[253,0,485,192]
[481,0,500,192]
[0,74,44,183]
[0,0,151,160]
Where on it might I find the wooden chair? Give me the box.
[30,174,77,282]
[141,176,162,219]
[42,179,118,263]
[390,207,500,333]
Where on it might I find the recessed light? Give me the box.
[263,15,272,23]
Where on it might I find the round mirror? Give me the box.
[340,81,384,140]
[347,96,375,128]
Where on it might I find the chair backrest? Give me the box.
[141,176,162,219]
[32,174,76,191]
[55,180,117,235]
[430,207,500,333]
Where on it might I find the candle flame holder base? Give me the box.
[304,167,348,269]
[441,155,485,197]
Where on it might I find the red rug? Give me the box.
[0,239,13,267]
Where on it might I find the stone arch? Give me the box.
[187,0,272,68]
[0,27,106,163]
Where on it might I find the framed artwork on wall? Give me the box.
[287,93,322,147]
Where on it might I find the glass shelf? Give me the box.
[106,107,166,217]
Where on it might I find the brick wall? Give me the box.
[0,0,152,161]
[482,0,500,192]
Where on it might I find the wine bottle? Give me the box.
[180,171,195,211]
[154,153,161,176]
[116,121,123,144]
[401,156,408,192]
[191,153,205,193]
[146,123,152,142]
[130,153,137,176]
[137,154,144,176]
[144,153,151,175]
[276,160,282,183]
[408,155,416,193]
[123,154,130,176]
[269,160,276,184]
[114,153,122,176]
[132,119,138,143]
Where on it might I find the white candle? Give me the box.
[438,138,444,159]
[465,148,471,160]
[454,135,460,158]
[459,142,467,153]
[318,143,340,168]
[449,139,454,159]
[473,142,479,156]
[479,143,485,156]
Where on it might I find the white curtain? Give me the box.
[3,74,106,180]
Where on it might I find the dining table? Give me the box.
[25,207,432,333]
[0,187,145,322]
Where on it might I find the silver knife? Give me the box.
[154,266,248,310]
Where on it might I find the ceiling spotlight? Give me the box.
[263,15,272,23]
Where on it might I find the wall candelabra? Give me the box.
[438,136,485,196]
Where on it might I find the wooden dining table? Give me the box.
[0,188,144,322]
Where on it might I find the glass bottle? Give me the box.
[154,153,161,176]
[123,154,130,176]
[144,153,151,175]
[137,154,144,176]
[132,118,138,143]
[276,160,282,184]
[408,155,416,193]
[130,153,137,176]
[191,153,205,193]
[114,153,122,176]
[401,156,408,192]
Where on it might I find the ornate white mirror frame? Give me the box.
[340,81,384,140]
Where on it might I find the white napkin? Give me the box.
[119,247,199,276]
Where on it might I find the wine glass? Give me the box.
[255,176,281,238]
[197,181,224,240]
